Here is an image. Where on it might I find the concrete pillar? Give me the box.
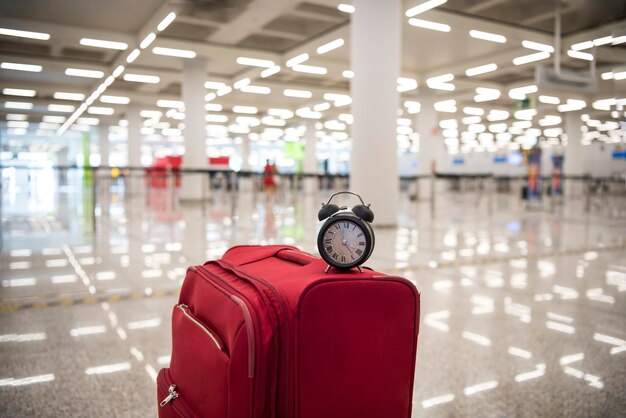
[98,123,110,167]
[563,112,585,196]
[416,95,445,200]
[240,135,253,192]
[127,105,143,194]
[181,58,208,201]
[303,120,318,193]
[350,0,401,227]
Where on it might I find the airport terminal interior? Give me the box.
[1,0,626,417]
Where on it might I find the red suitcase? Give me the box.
[157,245,420,418]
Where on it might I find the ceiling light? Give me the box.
[268,108,294,119]
[240,85,271,94]
[233,77,251,89]
[567,50,593,61]
[140,110,162,118]
[513,51,550,66]
[283,89,312,98]
[0,28,50,40]
[88,106,114,115]
[80,38,128,50]
[236,57,275,68]
[39,122,60,129]
[338,4,355,13]
[8,127,27,135]
[65,68,104,78]
[4,101,33,110]
[427,73,454,84]
[434,99,456,113]
[111,65,125,79]
[462,116,481,125]
[593,35,612,46]
[216,86,232,96]
[463,107,484,115]
[522,40,555,53]
[48,104,75,112]
[233,106,258,114]
[465,63,497,77]
[7,121,29,128]
[157,99,184,108]
[539,95,560,105]
[153,47,196,58]
[313,102,331,112]
[205,103,223,112]
[42,115,66,123]
[205,92,216,101]
[140,32,156,49]
[317,38,344,54]
[408,18,450,32]
[261,66,281,78]
[614,71,626,80]
[3,88,36,97]
[123,73,160,83]
[157,12,176,31]
[205,81,226,89]
[404,101,421,114]
[487,110,509,121]
[427,82,455,91]
[508,85,537,100]
[100,95,130,104]
[514,109,537,120]
[126,49,141,63]
[406,0,447,17]
[1,62,42,72]
[286,53,309,67]
[612,36,626,45]
[601,71,613,80]
[6,114,28,120]
[342,70,354,79]
[571,40,593,51]
[469,30,506,43]
[397,77,418,92]
[292,64,327,75]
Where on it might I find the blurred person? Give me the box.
[263,159,277,197]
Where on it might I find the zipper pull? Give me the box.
[160,384,179,407]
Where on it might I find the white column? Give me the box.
[181,57,207,201]
[350,0,401,227]
[563,111,585,196]
[239,135,253,192]
[416,95,445,199]
[127,105,143,194]
[303,120,318,193]
[98,123,110,167]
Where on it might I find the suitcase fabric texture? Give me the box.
[157,245,420,418]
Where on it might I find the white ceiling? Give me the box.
[0,0,625,148]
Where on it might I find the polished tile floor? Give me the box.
[1,173,625,417]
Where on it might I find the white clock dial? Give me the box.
[321,220,367,266]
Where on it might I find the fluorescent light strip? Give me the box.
[292,64,327,75]
[1,62,42,72]
[4,101,33,110]
[100,95,130,104]
[6,114,28,120]
[338,4,355,13]
[236,57,275,68]
[233,106,258,114]
[54,92,85,101]
[567,50,593,61]
[3,88,36,97]
[152,47,196,58]
[427,73,454,84]
[539,95,560,105]
[157,12,176,31]
[469,30,506,43]
[205,114,228,123]
[465,63,497,77]
[126,49,141,63]
[406,0,447,17]
[65,68,104,78]
[205,81,226,89]
[156,99,184,108]
[87,106,114,115]
[513,51,550,65]
[317,38,344,54]
[522,40,555,53]
[233,77,250,89]
[0,28,50,40]
[123,73,160,83]
[205,103,223,112]
[80,38,128,50]
[286,53,309,68]
[140,32,156,49]
[240,85,271,94]
[7,121,29,128]
[261,65,281,78]
[408,18,450,32]
[342,70,354,79]
[48,104,75,112]
[283,89,312,98]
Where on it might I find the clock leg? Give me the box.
[356,266,363,273]
[325,265,331,273]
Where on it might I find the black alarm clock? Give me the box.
[317,191,375,272]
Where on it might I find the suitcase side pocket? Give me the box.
[157,368,198,418]
[169,304,230,418]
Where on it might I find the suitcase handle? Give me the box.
[276,249,318,266]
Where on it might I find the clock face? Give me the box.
[319,217,371,269]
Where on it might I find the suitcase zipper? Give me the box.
[160,384,179,407]
[177,304,223,352]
